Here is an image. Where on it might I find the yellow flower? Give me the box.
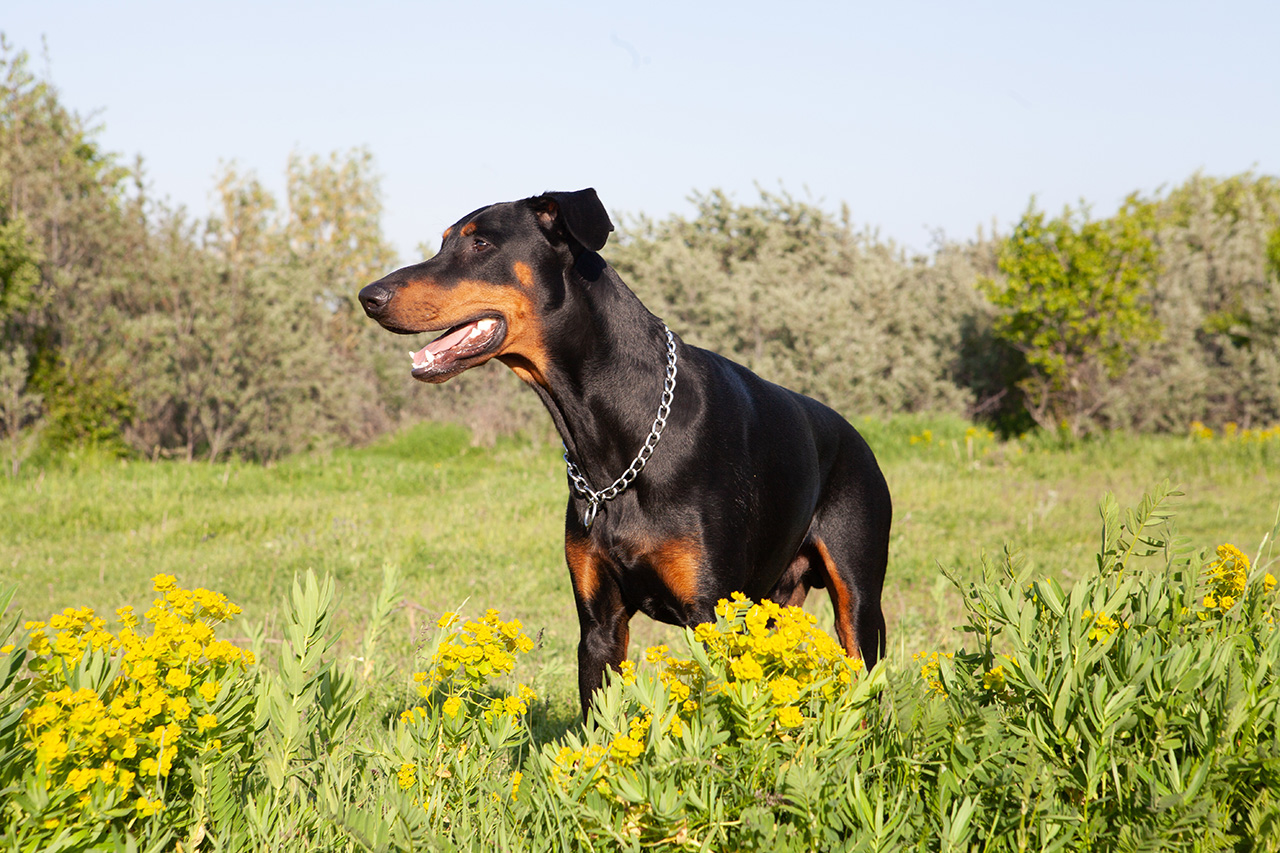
[115,606,139,628]
[617,659,637,685]
[729,653,764,681]
[169,696,192,721]
[442,696,463,718]
[165,669,193,690]
[198,681,221,703]
[151,574,178,592]
[609,735,644,763]
[397,762,416,790]
[66,767,98,792]
[768,675,801,705]
[196,713,218,733]
[982,666,1007,691]
[774,705,804,728]
[135,795,165,817]
[510,771,523,800]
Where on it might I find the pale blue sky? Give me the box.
[6,1,1278,260]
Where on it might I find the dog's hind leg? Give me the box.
[808,462,891,670]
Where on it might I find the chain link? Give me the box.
[564,325,678,529]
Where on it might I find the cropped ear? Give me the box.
[530,188,614,252]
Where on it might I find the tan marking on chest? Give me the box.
[645,539,703,604]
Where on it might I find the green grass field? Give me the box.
[3,415,1277,707]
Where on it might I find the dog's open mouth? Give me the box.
[409,317,505,382]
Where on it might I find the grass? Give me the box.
[3,415,1278,714]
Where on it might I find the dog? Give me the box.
[358,188,891,719]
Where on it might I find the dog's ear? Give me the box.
[530,188,614,252]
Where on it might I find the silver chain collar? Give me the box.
[563,325,678,530]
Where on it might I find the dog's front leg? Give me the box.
[566,535,630,721]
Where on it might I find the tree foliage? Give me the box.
[0,40,410,464]
[981,198,1161,435]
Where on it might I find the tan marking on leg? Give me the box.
[565,535,600,602]
[814,538,859,660]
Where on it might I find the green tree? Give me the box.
[981,198,1160,435]
[1,39,148,451]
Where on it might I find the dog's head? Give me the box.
[358,188,614,386]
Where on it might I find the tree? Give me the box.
[1,39,148,451]
[981,198,1160,435]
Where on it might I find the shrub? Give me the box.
[0,575,257,849]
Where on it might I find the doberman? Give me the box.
[358,188,892,720]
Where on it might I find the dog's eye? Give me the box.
[472,237,491,252]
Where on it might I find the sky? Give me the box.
[5,1,1278,262]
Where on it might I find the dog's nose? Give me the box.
[359,282,393,317]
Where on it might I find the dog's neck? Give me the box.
[524,258,676,495]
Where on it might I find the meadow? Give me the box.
[3,417,1280,850]
[3,416,1276,680]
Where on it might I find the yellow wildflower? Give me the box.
[774,705,804,728]
[609,735,644,763]
[729,653,764,681]
[169,696,192,721]
[397,762,416,790]
[135,795,164,817]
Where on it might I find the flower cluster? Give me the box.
[1201,543,1275,617]
[15,575,254,825]
[549,710,657,798]
[546,595,865,802]
[416,609,535,694]
[648,593,860,737]
[913,651,953,697]
[1081,609,1128,641]
[1189,421,1280,443]
[402,608,538,733]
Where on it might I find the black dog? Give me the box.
[359,189,891,719]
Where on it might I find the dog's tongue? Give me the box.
[410,319,498,369]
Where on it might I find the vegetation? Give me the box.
[979,196,1160,435]
[3,482,1280,850]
